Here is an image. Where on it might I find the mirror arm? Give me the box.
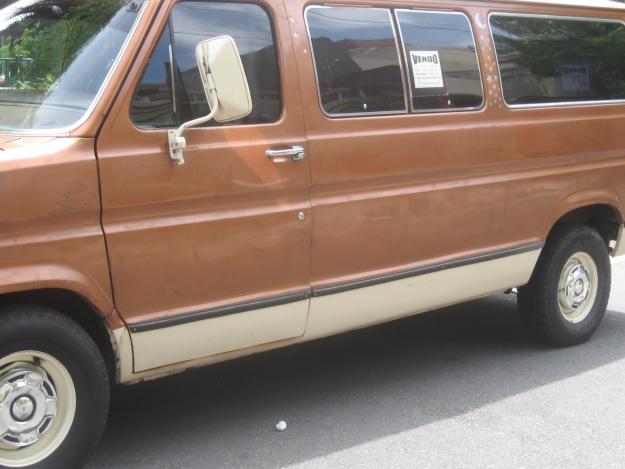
[168,77,220,165]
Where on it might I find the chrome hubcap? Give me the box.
[0,369,57,448]
[558,252,598,323]
[11,397,35,423]
[562,265,591,310]
[0,351,76,468]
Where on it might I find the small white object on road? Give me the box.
[275,420,287,432]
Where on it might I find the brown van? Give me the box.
[1,0,625,466]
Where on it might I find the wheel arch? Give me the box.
[0,289,122,383]
[544,196,623,252]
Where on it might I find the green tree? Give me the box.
[0,0,125,90]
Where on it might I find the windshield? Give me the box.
[0,0,144,132]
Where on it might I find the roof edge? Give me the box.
[491,0,625,12]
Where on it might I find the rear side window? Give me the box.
[306,6,406,116]
[131,1,281,128]
[396,10,483,111]
[490,14,625,106]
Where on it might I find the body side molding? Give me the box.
[305,246,543,340]
[128,290,311,333]
[312,242,544,297]
[128,242,544,333]
[120,241,544,380]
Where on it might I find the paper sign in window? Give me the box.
[410,51,444,89]
[561,64,591,93]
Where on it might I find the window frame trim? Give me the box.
[304,4,409,119]
[130,18,179,129]
[489,11,625,110]
[395,8,485,114]
[167,16,180,125]
[130,0,285,130]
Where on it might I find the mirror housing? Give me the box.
[195,36,253,124]
[168,35,252,165]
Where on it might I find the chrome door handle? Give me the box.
[265,145,305,163]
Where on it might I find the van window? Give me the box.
[0,0,144,131]
[306,6,406,116]
[490,14,625,106]
[395,10,483,112]
[131,24,177,128]
[131,2,281,128]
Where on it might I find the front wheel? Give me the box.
[0,307,109,469]
[518,224,611,347]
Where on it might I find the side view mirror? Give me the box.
[168,35,252,165]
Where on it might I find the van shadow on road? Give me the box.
[88,294,625,469]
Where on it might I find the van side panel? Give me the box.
[116,0,625,381]
[287,0,625,294]
[0,137,114,316]
[96,0,314,374]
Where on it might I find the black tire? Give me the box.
[518,224,611,347]
[0,306,109,469]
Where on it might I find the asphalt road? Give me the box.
[87,258,625,469]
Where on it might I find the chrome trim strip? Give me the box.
[0,0,149,136]
[168,43,177,115]
[129,242,544,333]
[304,5,409,119]
[311,242,545,297]
[490,11,625,23]
[129,290,312,333]
[393,8,411,114]
[488,11,625,110]
[394,8,485,114]
[499,99,625,110]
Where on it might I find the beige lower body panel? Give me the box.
[115,248,541,383]
[130,300,309,372]
[304,249,541,341]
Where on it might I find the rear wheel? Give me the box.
[518,224,611,347]
[0,307,109,468]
